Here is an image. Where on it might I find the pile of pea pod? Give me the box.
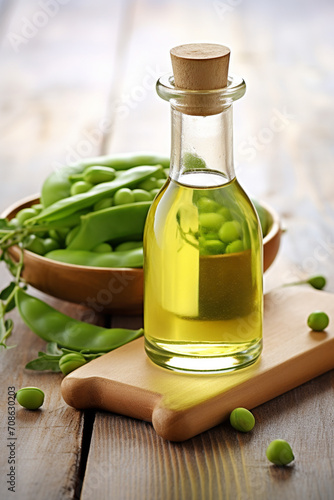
[8,152,270,268]
[9,153,170,268]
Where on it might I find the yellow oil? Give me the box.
[144,171,263,372]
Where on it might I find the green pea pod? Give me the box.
[68,202,150,250]
[83,166,116,184]
[44,209,88,229]
[15,288,144,353]
[29,166,160,224]
[41,152,169,207]
[45,247,143,268]
[41,164,83,208]
[77,152,169,171]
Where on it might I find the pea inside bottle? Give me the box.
[144,44,263,372]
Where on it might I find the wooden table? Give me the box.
[1,0,333,498]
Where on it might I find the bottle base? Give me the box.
[145,337,262,374]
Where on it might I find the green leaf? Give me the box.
[5,298,16,313]
[0,282,18,312]
[0,282,16,300]
[4,319,13,333]
[25,353,62,372]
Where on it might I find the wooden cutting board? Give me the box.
[61,288,334,441]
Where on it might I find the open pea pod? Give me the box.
[15,289,143,353]
[41,152,169,208]
[30,165,160,224]
[68,202,150,250]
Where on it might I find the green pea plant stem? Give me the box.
[282,275,326,290]
[0,218,55,350]
[0,247,25,350]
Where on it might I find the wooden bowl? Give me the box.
[2,195,281,314]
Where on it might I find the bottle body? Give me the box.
[144,171,262,372]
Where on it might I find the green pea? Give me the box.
[217,206,232,220]
[16,208,38,226]
[150,188,160,199]
[92,242,113,253]
[230,407,255,432]
[113,188,135,205]
[65,226,80,247]
[24,234,46,255]
[33,229,49,239]
[115,241,143,252]
[31,203,43,213]
[8,217,19,229]
[133,189,152,202]
[49,229,59,241]
[226,240,244,254]
[16,387,45,410]
[83,166,116,184]
[218,220,242,243]
[199,213,225,231]
[200,239,226,255]
[70,181,93,196]
[93,197,113,211]
[138,177,157,191]
[197,197,220,213]
[49,227,69,243]
[203,232,219,240]
[266,439,294,465]
[307,275,326,290]
[59,353,87,376]
[307,311,329,331]
[43,237,60,253]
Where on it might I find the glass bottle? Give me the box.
[144,44,263,373]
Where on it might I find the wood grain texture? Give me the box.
[82,381,334,500]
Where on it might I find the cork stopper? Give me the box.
[170,43,230,91]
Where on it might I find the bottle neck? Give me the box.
[169,105,235,188]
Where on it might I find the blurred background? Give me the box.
[0,0,333,286]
